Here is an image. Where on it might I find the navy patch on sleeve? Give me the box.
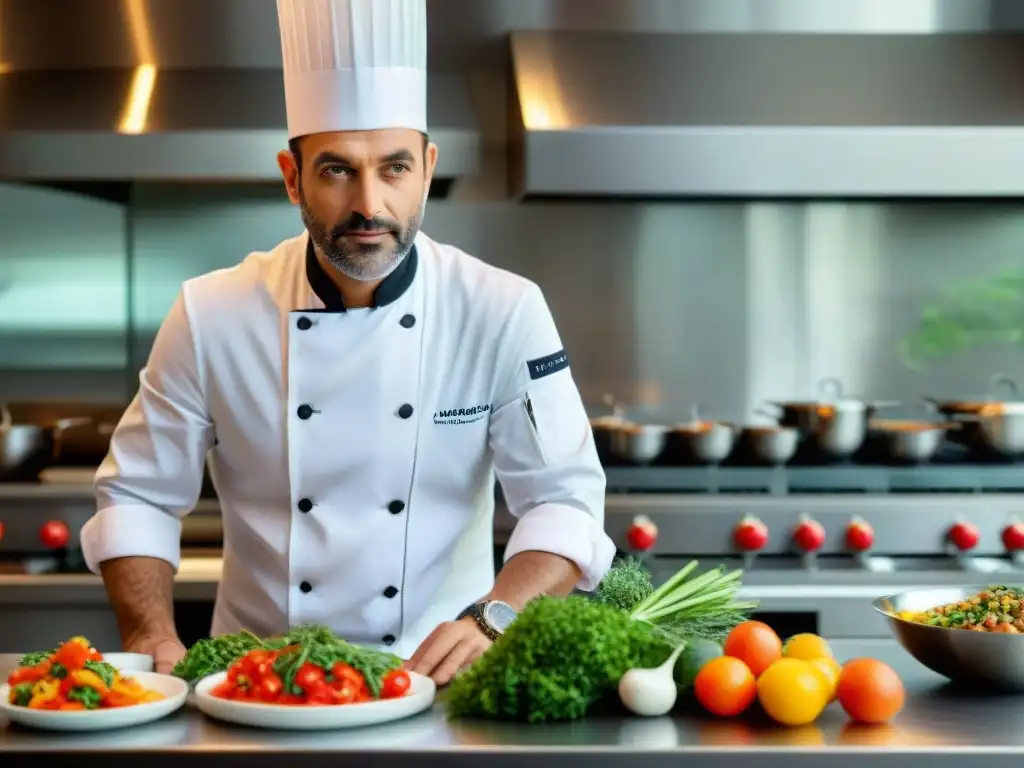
[527,349,570,380]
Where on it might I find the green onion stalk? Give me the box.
[629,561,758,644]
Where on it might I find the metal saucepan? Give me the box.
[0,405,91,481]
[960,401,1024,458]
[609,423,669,465]
[922,374,1019,451]
[665,418,737,464]
[739,426,799,465]
[762,378,900,460]
[588,393,630,461]
[868,418,959,464]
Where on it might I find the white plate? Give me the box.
[0,671,188,732]
[193,670,436,730]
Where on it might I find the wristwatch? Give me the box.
[457,600,517,641]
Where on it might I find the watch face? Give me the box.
[484,601,517,632]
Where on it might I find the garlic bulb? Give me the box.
[618,644,685,717]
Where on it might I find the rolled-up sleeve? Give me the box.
[81,289,214,574]
[488,284,614,591]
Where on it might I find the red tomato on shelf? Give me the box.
[40,520,70,549]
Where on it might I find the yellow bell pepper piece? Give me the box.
[27,680,59,709]
[70,669,108,693]
[68,636,92,648]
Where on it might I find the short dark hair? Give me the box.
[289,133,429,174]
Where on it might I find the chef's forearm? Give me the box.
[483,550,582,611]
[99,556,178,643]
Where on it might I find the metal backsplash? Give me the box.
[0,0,1020,72]
[1,182,1024,421]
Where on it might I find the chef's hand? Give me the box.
[407,617,491,686]
[126,634,187,675]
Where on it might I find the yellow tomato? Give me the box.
[783,633,833,661]
[809,657,842,702]
[757,658,830,726]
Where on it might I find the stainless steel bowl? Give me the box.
[873,585,1024,691]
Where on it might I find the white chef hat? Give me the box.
[277,0,427,139]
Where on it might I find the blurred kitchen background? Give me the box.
[5,0,1024,651]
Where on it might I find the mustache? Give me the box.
[331,213,400,239]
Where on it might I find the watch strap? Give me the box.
[457,602,500,641]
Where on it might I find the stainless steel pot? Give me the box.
[967,401,1024,458]
[869,419,958,463]
[740,426,799,465]
[609,423,668,465]
[666,420,737,464]
[813,399,871,459]
[923,374,1019,451]
[0,405,90,481]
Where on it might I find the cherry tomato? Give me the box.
[294,662,326,692]
[381,669,411,699]
[40,520,70,549]
[54,641,89,671]
[256,673,283,702]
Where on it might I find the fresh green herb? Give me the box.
[629,561,757,646]
[446,595,670,723]
[272,626,402,698]
[171,630,267,682]
[593,556,653,612]
[48,662,68,679]
[172,624,402,692]
[17,650,53,668]
[84,660,116,688]
[445,558,756,723]
[10,682,33,706]
[67,686,102,709]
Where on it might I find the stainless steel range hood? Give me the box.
[0,69,480,182]
[509,31,1024,198]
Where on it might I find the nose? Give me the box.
[350,174,383,221]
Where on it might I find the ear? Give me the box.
[423,142,439,199]
[277,149,301,204]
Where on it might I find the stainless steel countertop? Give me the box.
[0,640,1021,766]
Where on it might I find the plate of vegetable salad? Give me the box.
[193,642,435,730]
[0,637,188,731]
[892,585,1024,632]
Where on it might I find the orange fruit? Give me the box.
[836,658,905,724]
[783,633,833,661]
[723,621,782,677]
[693,656,757,717]
[809,657,842,702]
[756,658,830,726]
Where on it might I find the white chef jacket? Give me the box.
[80,230,615,659]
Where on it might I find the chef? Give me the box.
[80,0,614,684]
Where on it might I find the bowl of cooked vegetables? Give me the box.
[873,585,1024,691]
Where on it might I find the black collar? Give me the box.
[304,237,418,312]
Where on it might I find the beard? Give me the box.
[300,192,426,282]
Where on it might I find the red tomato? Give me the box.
[256,673,283,702]
[294,662,326,692]
[40,520,70,549]
[54,642,89,671]
[381,669,411,699]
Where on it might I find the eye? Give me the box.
[387,164,409,176]
[321,165,351,178]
